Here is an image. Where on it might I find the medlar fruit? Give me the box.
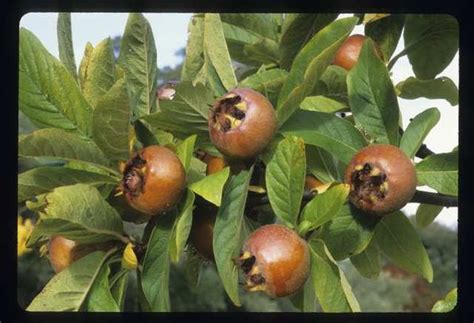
[333,34,383,70]
[345,144,417,215]
[205,156,228,175]
[189,204,216,261]
[238,224,310,298]
[120,145,186,215]
[208,88,277,160]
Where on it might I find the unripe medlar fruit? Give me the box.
[120,145,186,215]
[208,88,277,160]
[333,34,383,70]
[238,224,310,298]
[189,204,216,261]
[48,236,113,273]
[344,144,417,215]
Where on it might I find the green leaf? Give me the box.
[169,190,195,263]
[277,17,358,126]
[289,276,317,312]
[19,128,110,167]
[400,108,440,158]
[134,119,159,146]
[92,78,132,162]
[279,14,338,70]
[83,257,120,312]
[143,82,212,139]
[204,14,237,91]
[213,167,253,306]
[365,15,405,62]
[299,184,350,235]
[350,238,382,279]
[118,13,157,118]
[416,204,444,228]
[309,239,360,312]
[347,39,400,145]
[189,167,230,206]
[27,251,109,311]
[57,13,77,80]
[416,151,458,196]
[280,110,367,164]
[222,22,262,66]
[320,204,379,260]
[109,269,129,311]
[266,136,306,228]
[79,43,94,88]
[19,28,92,135]
[141,212,175,312]
[306,145,340,183]
[374,212,433,282]
[300,96,348,113]
[432,288,457,313]
[404,14,459,79]
[31,184,124,244]
[239,68,288,105]
[18,167,117,203]
[396,77,458,106]
[183,250,203,289]
[181,15,205,82]
[243,38,280,65]
[221,14,279,41]
[176,135,197,172]
[318,65,348,102]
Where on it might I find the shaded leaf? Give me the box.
[416,204,444,228]
[365,15,405,62]
[400,107,440,158]
[169,190,195,263]
[416,151,458,196]
[176,135,197,172]
[84,257,120,312]
[350,238,382,279]
[396,77,458,106]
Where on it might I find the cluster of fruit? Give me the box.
[48,34,417,298]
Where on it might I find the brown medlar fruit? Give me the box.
[333,34,384,70]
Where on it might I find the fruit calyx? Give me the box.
[211,93,247,133]
[122,153,147,199]
[350,162,388,208]
[238,250,267,293]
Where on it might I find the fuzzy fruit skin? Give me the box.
[122,146,186,216]
[190,205,216,261]
[208,88,277,160]
[344,144,417,215]
[242,224,310,298]
[206,156,227,175]
[333,34,383,70]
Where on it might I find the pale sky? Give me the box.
[19,13,459,229]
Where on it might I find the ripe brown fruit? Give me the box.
[206,156,228,175]
[189,204,217,261]
[344,144,417,215]
[208,88,277,160]
[238,224,310,298]
[333,34,383,70]
[304,175,331,194]
[48,236,113,273]
[121,145,186,215]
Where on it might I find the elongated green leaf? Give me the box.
[176,135,197,172]
[19,128,109,166]
[416,151,458,196]
[350,238,382,279]
[320,204,379,260]
[400,108,440,158]
[243,38,280,65]
[432,288,457,313]
[300,96,348,113]
[169,190,195,263]
[396,77,458,106]
[309,239,360,312]
[416,204,444,228]
[182,15,205,82]
[306,145,340,183]
[318,65,348,102]
[279,14,338,70]
[222,22,262,66]
[18,166,117,203]
[184,249,203,289]
[404,14,459,79]
[79,43,94,88]
[118,13,157,118]
[221,14,279,41]
[143,82,212,139]
[27,251,108,311]
[83,258,120,312]
[277,17,358,125]
[141,212,175,312]
[239,68,288,105]
[280,110,367,164]
[31,184,124,244]
[109,269,129,311]
[213,167,253,306]
[365,15,405,62]
[289,276,317,312]
[189,167,230,206]
[80,38,117,108]
[299,184,350,235]
[266,136,306,228]
[204,14,237,91]
[57,13,77,80]
[92,78,132,161]
[347,39,400,145]
[374,212,433,282]
[19,28,92,135]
